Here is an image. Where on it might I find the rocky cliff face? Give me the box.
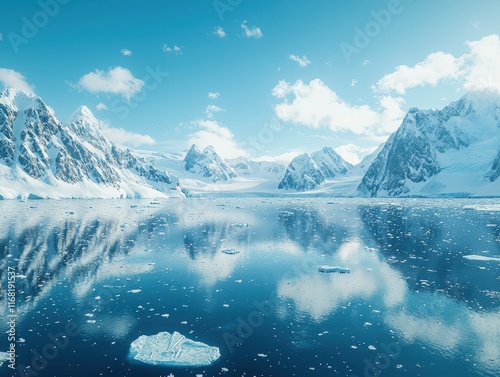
[358,91,500,197]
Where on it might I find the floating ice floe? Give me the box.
[463,204,500,211]
[463,254,500,262]
[129,331,220,367]
[221,249,240,255]
[0,352,10,367]
[317,265,350,273]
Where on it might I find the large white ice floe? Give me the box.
[317,265,351,273]
[0,352,9,367]
[129,331,220,367]
[463,254,500,262]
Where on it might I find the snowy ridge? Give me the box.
[0,89,183,199]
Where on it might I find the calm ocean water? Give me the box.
[0,198,499,377]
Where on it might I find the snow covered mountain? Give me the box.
[278,147,352,191]
[227,156,285,178]
[183,144,237,182]
[0,89,183,199]
[358,91,500,197]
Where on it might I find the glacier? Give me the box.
[129,331,220,367]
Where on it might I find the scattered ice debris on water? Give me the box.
[364,322,372,327]
[235,279,242,283]
[257,353,268,358]
[181,321,188,325]
[161,314,170,318]
[221,367,229,373]
[223,304,229,308]
[84,313,94,318]
[351,345,358,349]
[368,345,377,350]
[318,265,350,274]
[128,289,142,294]
[463,254,500,262]
[95,296,101,300]
[86,319,96,324]
[221,249,240,255]
[129,331,220,367]
[364,247,377,252]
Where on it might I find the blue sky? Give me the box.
[1,0,500,164]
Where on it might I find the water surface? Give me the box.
[0,198,499,377]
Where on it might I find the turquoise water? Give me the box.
[0,198,499,377]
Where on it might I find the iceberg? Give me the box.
[317,265,351,273]
[129,331,220,367]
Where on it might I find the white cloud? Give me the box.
[188,119,247,159]
[214,26,227,38]
[208,92,220,99]
[362,59,371,66]
[121,49,133,56]
[289,54,311,67]
[272,79,405,138]
[241,21,263,39]
[0,68,35,94]
[101,122,155,147]
[163,44,182,54]
[375,34,500,95]
[375,52,462,94]
[205,104,224,118]
[334,144,377,165]
[351,79,358,87]
[96,102,108,111]
[76,67,144,99]
[254,151,302,165]
[462,34,500,92]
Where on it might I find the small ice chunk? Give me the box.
[161,314,170,318]
[257,353,267,357]
[221,249,240,255]
[368,345,377,350]
[129,331,220,367]
[318,265,350,274]
[128,289,142,294]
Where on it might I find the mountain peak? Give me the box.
[452,89,500,118]
[69,105,99,126]
[0,88,45,112]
